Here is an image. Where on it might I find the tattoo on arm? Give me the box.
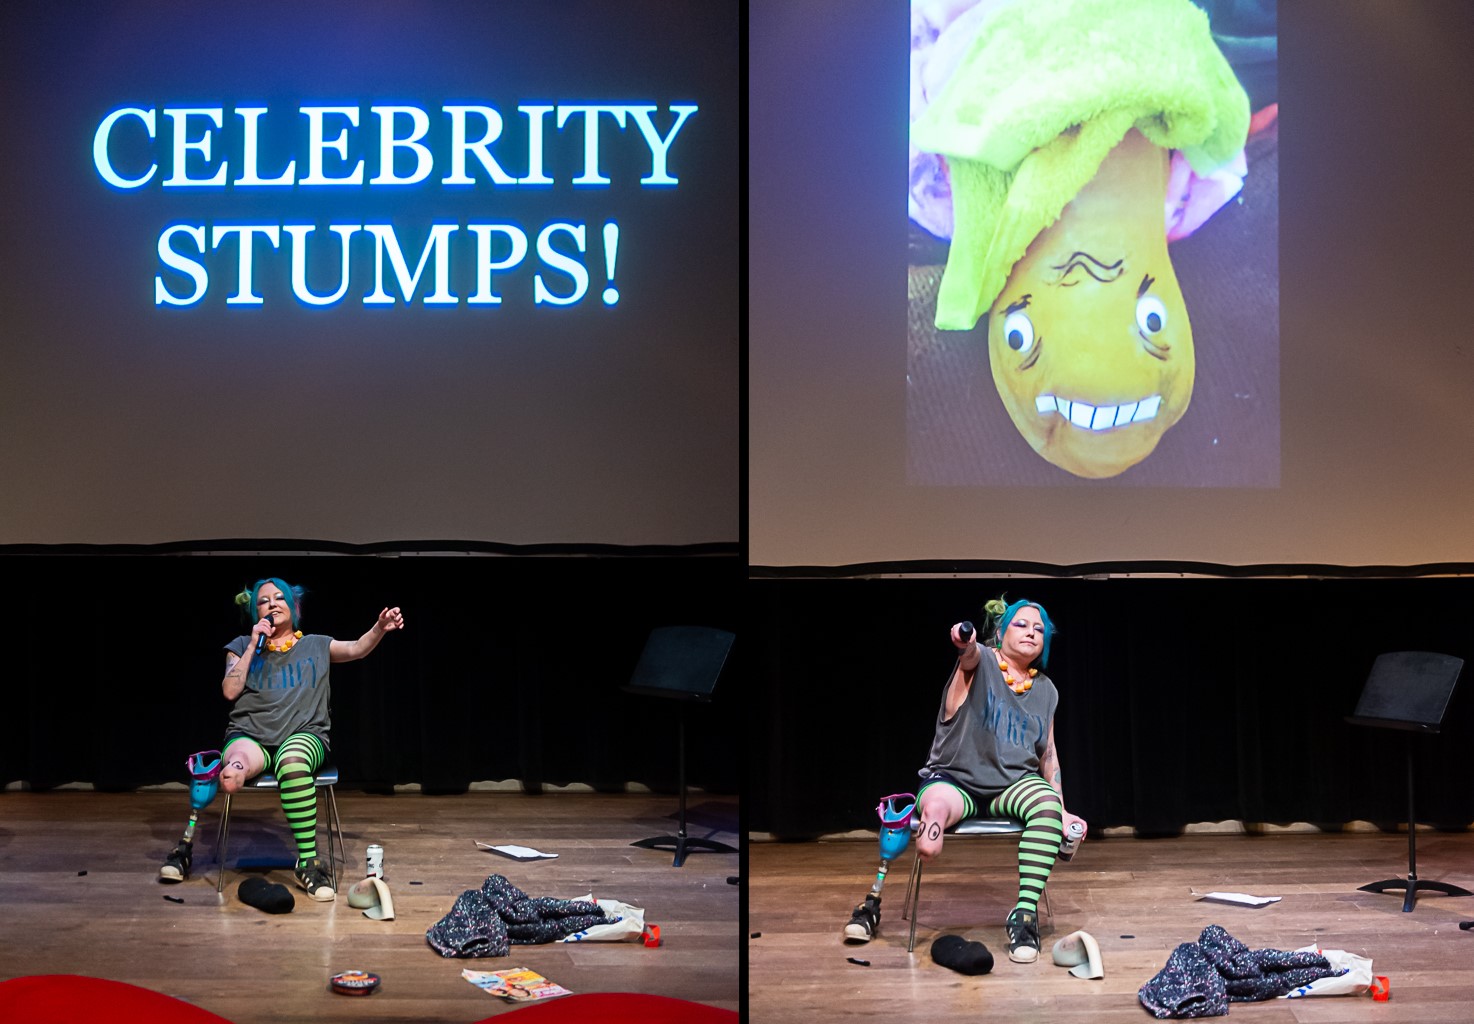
[1041,742,1062,792]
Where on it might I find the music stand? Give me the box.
[624,626,736,867]
[1346,651,1470,912]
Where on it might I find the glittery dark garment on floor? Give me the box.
[1137,924,1345,1018]
[425,874,610,958]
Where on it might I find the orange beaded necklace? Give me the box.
[266,630,304,653]
[997,652,1038,693]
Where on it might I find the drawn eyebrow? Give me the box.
[1001,294,1032,316]
[1050,251,1123,285]
[1138,274,1155,298]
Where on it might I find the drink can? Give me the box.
[1058,821,1084,862]
[366,844,384,879]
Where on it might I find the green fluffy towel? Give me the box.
[912,0,1250,330]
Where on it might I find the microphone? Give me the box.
[958,621,975,644]
[255,612,273,655]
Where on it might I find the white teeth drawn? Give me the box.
[1034,393,1162,432]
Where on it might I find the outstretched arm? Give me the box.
[951,621,982,672]
[329,606,406,663]
[942,622,983,719]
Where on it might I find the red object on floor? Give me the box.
[0,975,235,1023]
[474,992,736,1022]
[0,975,738,1024]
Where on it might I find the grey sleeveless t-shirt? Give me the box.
[920,650,1058,799]
[223,633,333,749]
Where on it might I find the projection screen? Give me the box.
[0,0,738,548]
[750,0,1474,570]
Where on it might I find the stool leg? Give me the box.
[215,793,233,895]
[907,854,924,953]
[323,784,343,890]
[902,850,920,921]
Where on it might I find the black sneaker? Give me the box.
[294,857,335,902]
[843,893,881,942]
[159,839,192,882]
[1005,908,1040,963]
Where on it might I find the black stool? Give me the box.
[902,816,1056,953]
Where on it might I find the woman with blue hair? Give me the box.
[843,598,1087,965]
[159,578,405,902]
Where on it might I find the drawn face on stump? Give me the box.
[219,754,250,793]
[988,130,1195,478]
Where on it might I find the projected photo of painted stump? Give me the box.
[906,0,1279,486]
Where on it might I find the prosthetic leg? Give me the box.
[843,793,917,942]
[159,750,221,883]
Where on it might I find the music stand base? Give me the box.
[631,835,738,868]
[1358,877,1474,913]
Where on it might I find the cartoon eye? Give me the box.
[1001,310,1035,354]
[1136,295,1168,336]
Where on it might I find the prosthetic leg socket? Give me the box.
[876,793,917,862]
[186,750,222,811]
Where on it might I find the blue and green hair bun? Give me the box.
[979,597,1009,646]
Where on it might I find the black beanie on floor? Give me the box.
[931,933,994,975]
[238,877,295,914]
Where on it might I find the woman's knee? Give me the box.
[276,756,312,777]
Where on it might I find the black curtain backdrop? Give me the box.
[3,553,739,795]
[750,577,1474,839]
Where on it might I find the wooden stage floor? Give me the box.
[0,790,739,1022]
[749,830,1474,1023]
